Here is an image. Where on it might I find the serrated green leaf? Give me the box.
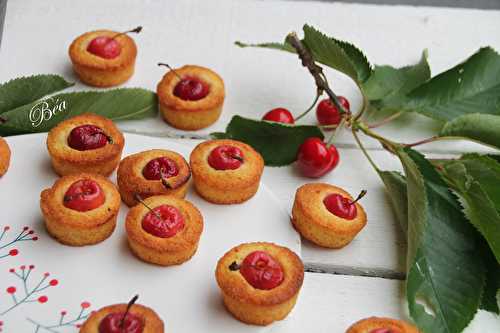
[440,113,500,150]
[480,244,500,314]
[235,25,372,83]
[377,170,408,234]
[0,74,74,114]
[403,47,500,121]
[210,115,324,166]
[362,50,430,112]
[0,88,157,136]
[397,147,485,333]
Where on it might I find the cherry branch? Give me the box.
[27,301,92,332]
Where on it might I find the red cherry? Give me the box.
[61,310,67,316]
[29,265,35,269]
[9,268,15,273]
[262,108,295,124]
[3,226,9,231]
[32,237,38,241]
[23,226,29,231]
[142,205,185,238]
[239,251,284,290]
[173,77,209,101]
[28,230,34,234]
[370,329,394,333]
[81,301,91,309]
[63,179,105,212]
[8,249,18,256]
[49,279,59,286]
[68,125,109,151]
[20,265,26,270]
[38,296,48,303]
[323,194,357,220]
[316,96,350,127]
[87,36,121,59]
[208,145,243,170]
[142,157,179,181]
[296,138,339,178]
[98,312,144,333]
[6,286,16,294]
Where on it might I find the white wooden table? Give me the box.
[1,0,499,331]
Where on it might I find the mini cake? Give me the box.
[157,64,225,130]
[215,242,304,326]
[69,27,141,87]
[46,113,125,176]
[40,173,121,246]
[0,137,11,177]
[190,139,264,204]
[346,317,420,333]
[117,149,191,207]
[292,183,367,248]
[126,195,203,266]
[80,298,164,333]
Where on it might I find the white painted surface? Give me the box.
[1,0,499,153]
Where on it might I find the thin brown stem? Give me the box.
[112,26,142,40]
[403,136,440,148]
[350,190,367,205]
[133,194,162,220]
[294,91,322,122]
[368,112,402,129]
[158,63,182,79]
[121,295,139,329]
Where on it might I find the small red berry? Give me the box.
[173,77,209,101]
[87,36,121,59]
[38,296,48,303]
[3,226,9,231]
[6,286,16,294]
[44,272,50,277]
[20,265,26,270]
[63,179,105,212]
[29,265,35,269]
[49,279,59,286]
[76,324,82,328]
[316,96,350,127]
[23,226,29,231]
[208,145,244,170]
[81,301,91,309]
[61,310,67,316]
[262,108,295,124]
[296,138,339,178]
[28,230,34,235]
[9,249,18,256]
[239,251,284,290]
[32,237,39,241]
[9,268,15,273]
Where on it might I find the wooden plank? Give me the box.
[1,0,499,153]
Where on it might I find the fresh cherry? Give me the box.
[262,108,295,124]
[173,76,209,101]
[98,312,143,333]
[87,36,121,59]
[68,125,109,151]
[142,204,185,238]
[296,137,339,178]
[87,26,142,60]
[63,179,105,212]
[323,190,366,220]
[208,145,243,170]
[316,96,350,126]
[142,157,179,181]
[238,251,284,290]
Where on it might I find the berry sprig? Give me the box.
[27,301,92,332]
[0,226,38,259]
[0,266,57,316]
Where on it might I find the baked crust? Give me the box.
[0,137,11,177]
[215,242,304,325]
[346,317,420,333]
[46,113,124,177]
[69,29,137,87]
[292,183,367,248]
[190,139,264,204]
[79,303,164,333]
[157,65,225,130]
[40,173,121,246]
[126,195,203,266]
[117,149,191,207]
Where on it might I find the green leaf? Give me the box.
[0,74,74,114]
[397,147,485,333]
[440,113,500,149]
[403,47,500,121]
[377,170,408,234]
[0,88,158,136]
[236,24,372,83]
[480,245,500,314]
[210,115,324,166]
[362,50,430,111]
[435,154,500,263]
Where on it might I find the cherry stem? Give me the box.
[294,91,322,122]
[120,295,139,329]
[232,155,244,162]
[133,194,163,221]
[368,112,402,129]
[286,32,350,116]
[325,116,346,147]
[160,174,172,189]
[350,190,367,205]
[158,63,182,80]
[112,26,142,40]
[403,136,440,148]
